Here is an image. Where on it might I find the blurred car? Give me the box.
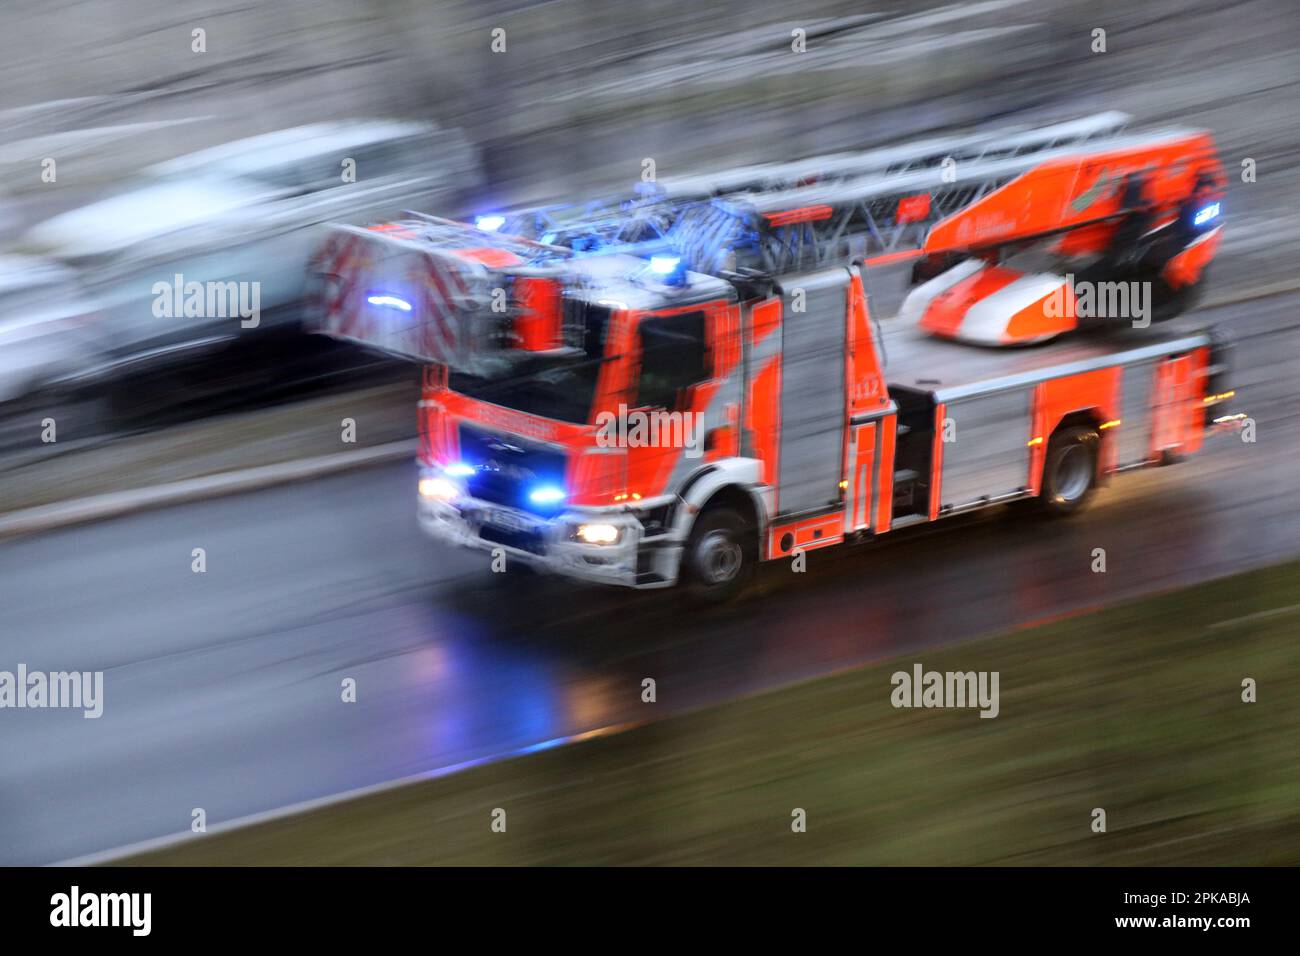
[0,254,109,450]
[18,120,482,370]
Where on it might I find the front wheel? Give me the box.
[1037,425,1100,516]
[0,387,112,462]
[682,506,754,604]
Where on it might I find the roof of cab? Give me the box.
[558,253,734,311]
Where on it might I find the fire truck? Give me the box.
[309,115,1234,599]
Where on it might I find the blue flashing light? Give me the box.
[444,462,476,477]
[649,255,681,275]
[366,293,412,312]
[518,736,569,755]
[528,485,566,506]
[475,214,506,232]
[1193,202,1221,227]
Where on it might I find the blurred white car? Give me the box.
[0,255,109,449]
[20,120,482,370]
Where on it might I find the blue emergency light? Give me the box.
[1193,202,1221,227]
[528,485,566,506]
[366,294,412,312]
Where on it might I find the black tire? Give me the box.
[1150,272,1205,323]
[0,387,112,461]
[1037,425,1100,516]
[682,506,755,603]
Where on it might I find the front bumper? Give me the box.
[418,493,676,588]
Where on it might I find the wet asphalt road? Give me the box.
[0,292,1297,865]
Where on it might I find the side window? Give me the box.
[292,142,400,196]
[248,164,307,196]
[635,310,708,409]
[297,155,346,193]
[330,140,406,189]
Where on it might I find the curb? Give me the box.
[0,439,418,540]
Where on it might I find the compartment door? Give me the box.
[775,268,849,515]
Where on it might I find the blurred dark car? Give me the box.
[18,120,481,367]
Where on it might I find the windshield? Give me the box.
[448,300,612,423]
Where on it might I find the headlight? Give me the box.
[419,477,459,502]
[575,523,621,545]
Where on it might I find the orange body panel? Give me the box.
[1150,348,1210,458]
[1028,384,1048,494]
[765,205,833,227]
[711,303,744,380]
[584,301,741,506]
[847,422,876,532]
[863,249,925,268]
[925,131,1221,254]
[918,265,1020,339]
[896,193,932,224]
[1002,283,1077,343]
[767,513,844,559]
[1052,220,1118,257]
[750,297,781,347]
[1183,347,1210,455]
[874,415,897,533]
[419,366,452,466]
[929,403,947,519]
[745,300,784,490]
[1163,226,1222,289]
[704,419,740,461]
[514,277,562,351]
[1028,367,1122,487]
[570,450,629,504]
[846,273,890,415]
[445,247,523,268]
[746,358,782,489]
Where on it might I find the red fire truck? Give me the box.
[310,116,1234,599]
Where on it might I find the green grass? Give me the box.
[126,560,1300,865]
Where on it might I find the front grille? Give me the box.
[478,523,547,555]
[458,423,568,515]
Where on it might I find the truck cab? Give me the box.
[416,253,754,589]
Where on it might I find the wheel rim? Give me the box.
[697,530,743,585]
[1054,444,1092,501]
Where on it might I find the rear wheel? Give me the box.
[1150,272,1205,323]
[1037,425,1099,516]
[682,506,754,603]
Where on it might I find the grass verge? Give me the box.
[125,559,1300,865]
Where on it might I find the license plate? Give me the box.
[481,508,534,534]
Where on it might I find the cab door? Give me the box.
[615,302,722,500]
